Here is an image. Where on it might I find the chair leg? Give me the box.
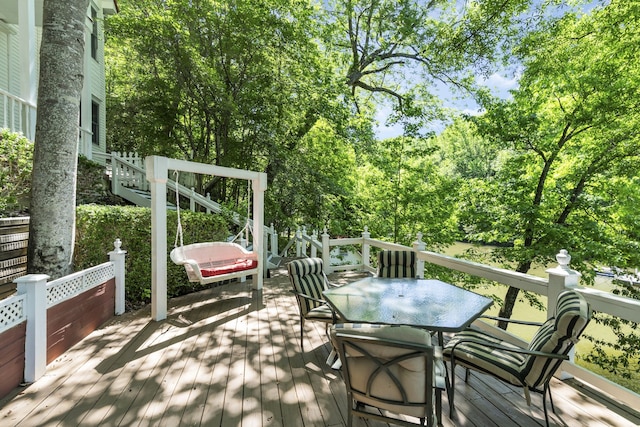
[435,387,442,426]
[547,382,556,414]
[448,358,456,418]
[300,317,305,352]
[542,383,552,427]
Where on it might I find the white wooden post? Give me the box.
[18,0,37,139]
[239,237,248,283]
[413,232,425,279]
[146,155,168,321]
[263,227,269,279]
[252,172,267,290]
[301,226,308,256]
[546,249,581,318]
[270,223,278,258]
[295,227,302,257]
[546,249,581,379]
[322,228,330,275]
[190,187,196,211]
[111,153,120,195]
[310,229,318,258]
[362,226,371,272]
[15,274,49,383]
[109,238,127,315]
[80,13,92,159]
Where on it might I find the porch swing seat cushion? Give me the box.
[170,242,259,283]
[199,258,258,277]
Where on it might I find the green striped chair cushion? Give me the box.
[443,328,527,386]
[377,250,416,278]
[522,290,590,391]
[443,290,590,392]
[287,258,328,316]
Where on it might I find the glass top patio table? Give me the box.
[323,277,493,333]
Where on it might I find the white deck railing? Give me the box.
[0,239,126,383]
[288,226,640,410]
[1,89,94,160]
[0,89,36,141]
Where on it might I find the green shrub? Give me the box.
[75,204,230,308]
[0,129,33,216]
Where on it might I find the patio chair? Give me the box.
[443,289,591,427]
[377,250,416,278]
[287,257,339,351]
[330,323,445,427]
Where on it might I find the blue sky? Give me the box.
[374,70,520,140]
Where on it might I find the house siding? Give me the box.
[0,2,109,158]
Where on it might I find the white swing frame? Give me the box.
[146,155,267,321]
[170,172,259,285]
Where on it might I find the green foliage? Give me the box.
[75,205,230,306]
[583,281,640,380]
[332,0,564,126]
[106,0,358,230]
[269,118,360,235]
[0,129,33,216]
[356,135,460,247]
[433,0,640,378]
[462,0,640,275]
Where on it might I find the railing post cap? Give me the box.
[109,238,127,254]
[557,249,571,267]
[546,249,581,277]
[15,274,50,284]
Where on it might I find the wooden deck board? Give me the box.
[1,261,640,427]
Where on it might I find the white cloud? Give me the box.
[478,72,520,99]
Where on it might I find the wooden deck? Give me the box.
[1,262,639,427]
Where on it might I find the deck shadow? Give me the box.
[94,292,260,374]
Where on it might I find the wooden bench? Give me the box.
[170,242,259,285]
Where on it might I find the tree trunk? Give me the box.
[27,0,90,278]
[497,260,532,329]
[497,286,520,329]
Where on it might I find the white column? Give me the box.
[16,274,50,383]
[18,0,37,139]
[361,226,371,272]
[146,155,168,320]
[295,227,302,257]
[301,226,308,256]
[321,228,330,274]
[252,172,267,290]
[546,249,581,379]
[546,249,581,318]
[413,232,425,279]
[310,229,318,258]
[270,223,278,258]
[80,10,92,159]
[109,238,127,315]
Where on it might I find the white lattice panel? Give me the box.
[85,263,115,288]
[47,262,115,307]
[0,294,26,333]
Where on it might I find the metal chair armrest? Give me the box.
[478,315,544,327]
[449,337,570,361]
[290,289,326,305]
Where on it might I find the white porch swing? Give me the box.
[169,173,259,285]
[146,155,267,321]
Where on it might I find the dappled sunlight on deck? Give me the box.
[1,261,638,426]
